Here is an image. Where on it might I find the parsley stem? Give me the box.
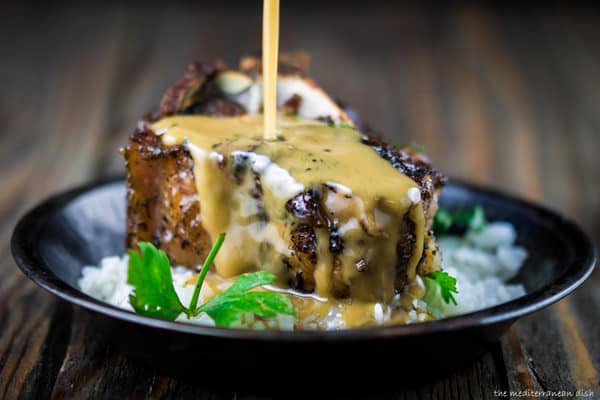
[188,233,226,314]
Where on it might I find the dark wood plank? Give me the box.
[50,309,227,400]
[0,4,131,399]
[476,7,599,394]
[0,2,599,399]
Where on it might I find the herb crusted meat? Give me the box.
[124,54,445,299]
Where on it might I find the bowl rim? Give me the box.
[11,176,597,342]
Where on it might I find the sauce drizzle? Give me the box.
[157,114,425,306]
[262,0,279,140]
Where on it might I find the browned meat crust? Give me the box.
[240,51,311,76]
[360,135,445,228]
[158,62,225,119]
[358,136,445,277]
[125,58,446,295]
[124,125,212,268]
[288,223,318,292]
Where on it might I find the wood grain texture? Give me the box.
[1,2,599,399]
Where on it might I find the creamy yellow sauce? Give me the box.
[187,271,432,329]
[262,0,279,140]
[154,114,425,326]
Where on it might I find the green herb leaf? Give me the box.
[424,271,459,306]
[188,233,226,311]
[432,208,453,235]
[127,239,296,327]
[328,120,353,129]
[433,206,486,235]
[197,271,295,327]
[127,242,186,320]
[455,205,486,231]
[225,270,276,293]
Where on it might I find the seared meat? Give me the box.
[158,62,226,118]
[124,56,445,299]
[125,126,212,268]
[360,136,445,228]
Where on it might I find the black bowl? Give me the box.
[11,177,596,387]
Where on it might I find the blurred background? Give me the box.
[1,1,599,396]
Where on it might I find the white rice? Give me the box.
[78,258,294,330]
[78,221,527,329]
[429,222,527,318]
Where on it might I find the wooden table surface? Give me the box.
[1,2,599,399]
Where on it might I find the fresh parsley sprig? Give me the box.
[188,233,226,311]
[195,271,295,326]
[423,270,459,306]
[127,241,188,320]
[433,206,486,236]
[127,235,295,327]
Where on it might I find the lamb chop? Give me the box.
[124,54,445,303]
